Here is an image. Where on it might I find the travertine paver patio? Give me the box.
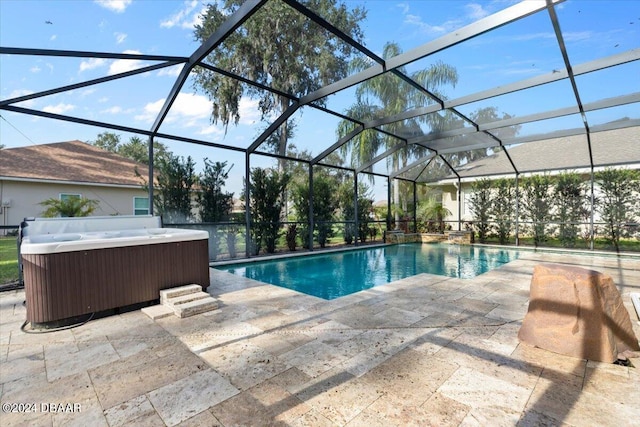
[1,249,639,426]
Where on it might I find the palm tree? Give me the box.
[337,42,458,227]
[417,197,452,233]
[39,197,98,217]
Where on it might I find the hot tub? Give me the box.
[20,219,210,325]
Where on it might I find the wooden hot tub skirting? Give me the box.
[22,239,210,324]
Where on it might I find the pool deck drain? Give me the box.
[1,250,639,426]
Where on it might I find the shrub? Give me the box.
[199,159,233,260]
[286,224,297,251]
[490,178,515,244]
[554,172,588,248]
[595,168,640,251]
[469,178,492,243]
[521,174,554,246]
[247,168,290,254]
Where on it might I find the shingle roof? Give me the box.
[451,126,640,179]
[0,140,148,186]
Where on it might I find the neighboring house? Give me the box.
[0,140,150,229]
[430,126,640,224]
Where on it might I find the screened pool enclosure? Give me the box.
[1,0,638,258]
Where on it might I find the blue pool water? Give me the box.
[217,243,519,300]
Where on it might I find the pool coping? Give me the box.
[209,242,391,267]
[210,240,640,269]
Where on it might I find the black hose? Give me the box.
[0,281,24,292]
[20,312,95,334]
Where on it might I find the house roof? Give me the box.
[442,126,640,181]
[0,140,148,187]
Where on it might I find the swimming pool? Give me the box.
[216,243,519,300]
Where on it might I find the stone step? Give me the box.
[160,284,202,304]
[141,304,174,320]
[165,291,211,307]
[173,296,219,318]
[143,284,218,320]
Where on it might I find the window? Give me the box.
[60,193,81,202]
[134,197,149,216]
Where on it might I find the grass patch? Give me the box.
[0,237,19,284]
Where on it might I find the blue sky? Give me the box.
[1,0,638,196]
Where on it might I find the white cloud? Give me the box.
[134,99,162,123]
[101,106,123,114]
[8,89,37,108]
[160,0,203,29]
[404,14,461,35]
[167,92,212,120]
[43,103,75,114]
[198,125,224,136]
[79,57,107,72]
[135,92,211,124]
[237,98,261,125]
[563,31,594,42]
[79,50,150,76]
[30,66,41,73]
[157,65,183,77]
[50,34,57,41]
[499,67,541,77]
[102,105,134,115]
[181,6,206,29]
[512,32,556,42]
[401,2,496,37]
[135,93,264,134]
[80,88,96,97]
[396,3,410,15]
[108,50,145,75]
[114,32,127,44]
[464,3,489,20]
[94,0,132,13]
[98,97,109,103]
[9,89,34,98]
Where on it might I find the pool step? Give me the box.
[160,284,203,304]
[143,284,219,320]
[172,297,219,318]
[141,304,174,320]
[164,290,210,306]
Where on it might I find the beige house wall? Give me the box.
[428,182,476,229]
[440,186,459,224]
[0,179,148,227]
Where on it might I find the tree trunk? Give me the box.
[277,98,289,170]
[278,99,289,219]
